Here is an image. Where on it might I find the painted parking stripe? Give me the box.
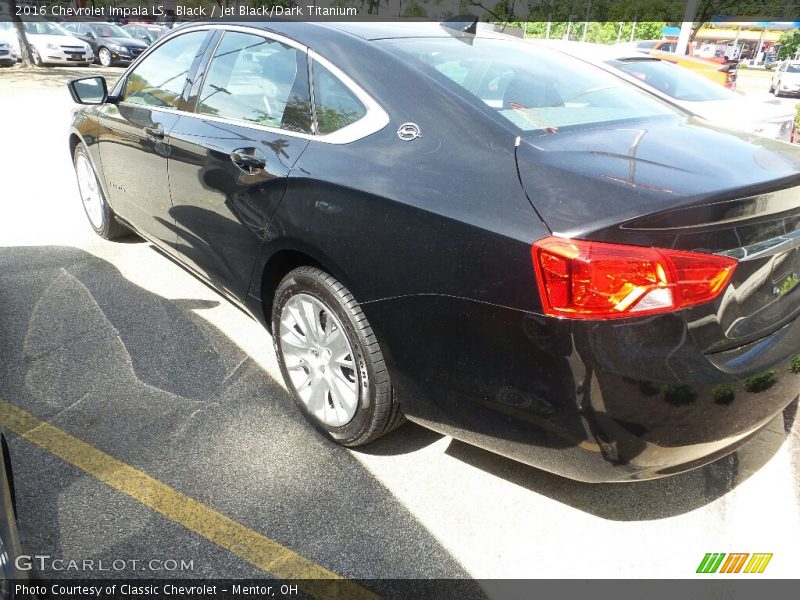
[0,399,377,600]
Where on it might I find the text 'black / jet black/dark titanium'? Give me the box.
[67,22,800,482]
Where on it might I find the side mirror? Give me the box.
[68,76,108,105]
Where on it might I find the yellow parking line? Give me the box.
[0,400,377,600]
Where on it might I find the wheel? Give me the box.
[72,144,128,240]
[98,47,112,67]
[774,82,782,97]
[30,47,42,66]
[272,266,404,446]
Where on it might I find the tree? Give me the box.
[777,28,800,59]
[9,0,34,67]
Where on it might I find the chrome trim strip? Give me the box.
[719,227,800,261]
[113,23,389,145]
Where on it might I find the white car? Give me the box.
[770,60,800,97]
[534,41,795,142]
[0,21,93,66]
[0,40,15,66]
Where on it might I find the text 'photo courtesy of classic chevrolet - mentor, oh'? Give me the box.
[66,21,800,483]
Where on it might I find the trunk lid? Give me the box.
[517,116,800,353]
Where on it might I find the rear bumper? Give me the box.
[363,295,799,482]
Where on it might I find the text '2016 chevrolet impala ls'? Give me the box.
[67,22,800,482]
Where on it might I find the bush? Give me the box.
[791,355,800,374]
[766,62,778,70]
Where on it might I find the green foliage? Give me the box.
[791,356,800,374]
[765,62,778,70]
[778,29,800,60]
[712,384,735,405]
[662,384,697,406]
[744,371,776,393]
[403,1,427,17]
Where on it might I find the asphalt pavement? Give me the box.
[0,64,798,589]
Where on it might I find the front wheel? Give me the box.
[98,47,112,67]
[272,266,404,446]
[30,47,42,66]
[72,144,128,240]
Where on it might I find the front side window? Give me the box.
[312,61,367,135]
[197,31,311,133]
[122,31,208,109]
[380,38,677,135]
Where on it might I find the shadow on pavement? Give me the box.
[0,245,484,597]
[442,403,795,521]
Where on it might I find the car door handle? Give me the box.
[144,125,164,140]
[230,148,267,174]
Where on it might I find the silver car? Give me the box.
[770,60,800,97]
[0,21,93,67]
[535,41,796,143]
[0,40,14,66]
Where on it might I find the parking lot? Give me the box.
[0,64,799,589]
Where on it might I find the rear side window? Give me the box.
[122,31,208,109]
[312,61,366,135]
[380,38,676,135]
[197,31,312,133]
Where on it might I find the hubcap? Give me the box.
[100,49,111,65]
[279,293,358,427]
[75,154,104,229]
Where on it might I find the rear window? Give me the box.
[379,38,675,134]
[610,58,733,101]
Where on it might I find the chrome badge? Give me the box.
[397,122,421,141]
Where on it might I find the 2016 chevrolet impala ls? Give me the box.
[67,21,800,482]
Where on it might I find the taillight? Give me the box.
[532,237,737,320]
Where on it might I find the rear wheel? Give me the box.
[272,266,404,446]
[72,144,128,240]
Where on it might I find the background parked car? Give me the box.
[62,22,147,66]
[0,41,15,67]
[0,21,93,66]
[769,60,800,97]
[540,41,795,142]
[121,23,169,45]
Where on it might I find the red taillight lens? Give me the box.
[532,237,737,319]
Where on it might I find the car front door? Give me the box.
[95,29,214,248]
[166,29,312,298]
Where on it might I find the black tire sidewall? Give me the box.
[272,270,380,445]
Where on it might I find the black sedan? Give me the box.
[66,22,800,482]
[62,21,147,66]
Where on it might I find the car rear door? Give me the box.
[166,28,312,299]
[95,29,214,249]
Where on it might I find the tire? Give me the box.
[30,47,42,66]
[72,144,128,240]
[774,82,782,97]
[98,47,112,67]
[272,266,404,447]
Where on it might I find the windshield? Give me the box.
[787,64,800,73]
[89,24,132,38]
[23,22,69,36]
[610,58,734,101]
[379,37,676,134]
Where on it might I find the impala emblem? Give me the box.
[397,122,421,141]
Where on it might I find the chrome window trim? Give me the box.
[114,24,389,145]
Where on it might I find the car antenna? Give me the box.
[441,15,479,36]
